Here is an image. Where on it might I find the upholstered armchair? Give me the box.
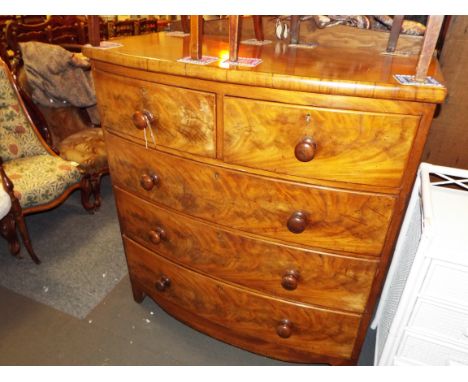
[0,58,84,263]
[3,19,109,211]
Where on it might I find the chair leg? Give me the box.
[80,175,95,213]
[14,213,41,264]
[90,172,103,210]
[0,212,21,256]
[1,211,40,264]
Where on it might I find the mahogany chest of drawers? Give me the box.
[84,30,446,365]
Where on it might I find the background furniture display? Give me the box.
[1,18,109,211]
[0,59,83,263]
[372,163,468,365]
[84,16,446,364]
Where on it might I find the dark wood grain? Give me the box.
[115,187,379,313]
[86,29,445,364]
[123,237,362,363]
[107,132,396,256]
[94,70,216,158]
[224,97,421,188]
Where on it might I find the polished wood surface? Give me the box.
[106,132,395,256]
[115,187,379,313]
[123,237,362,362]
[94,70,216,158]
[83,31,446,103]
[224,97,420,187]
[86,29,445,364]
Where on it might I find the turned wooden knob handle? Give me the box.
[155,275,171,292]
[132,110,155,130]
[140,173,160,191]
[294,136,316,162]
[276,319,293,338]
[287,211,308,234]
[281,270,300,291]
[148,227,166,244]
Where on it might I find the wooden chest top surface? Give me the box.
[83,29,446,103]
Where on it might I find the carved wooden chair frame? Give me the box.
[0,58,91,263]
[0,156,40,264]
[3,18,109,212]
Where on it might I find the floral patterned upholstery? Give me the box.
[57,128,108,173]
[3,155,82,209]
[0,67,48,162]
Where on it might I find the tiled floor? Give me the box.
[0,274,376,366]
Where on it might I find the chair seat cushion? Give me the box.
[3,155,82,209]
[57,128,108,174]
[0,184,12,220]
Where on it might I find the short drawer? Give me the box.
[115,187,379,313]
[224,97,420,187]
[123,237,362,362]
[94,70,216,158]
[107,132,396,256]
[409,299,468,346]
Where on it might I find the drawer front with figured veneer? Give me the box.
[224,97,420,187]
[107,132,396,256]
[115,187,379,312]
[123,237,362,363]
[94,70,216,157]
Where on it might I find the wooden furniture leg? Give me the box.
[130,278,146,303]
[415,15,445,81]
[91,172,106,210]
[190,16,203,60]
[1,156,40,263]
[386,15,404,53]
[252,16,264,41]
[80,174,95,212]
[290,15,301,45]
[87,16,101,47]
[0,213,21,256]
[181,15,190,34]
[14,211,40,264]
[229,16,241,62]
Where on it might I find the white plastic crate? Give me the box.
[371,163,468,366]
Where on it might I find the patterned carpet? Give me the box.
[0,176,128,319]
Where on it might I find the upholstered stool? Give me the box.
[57,128,108,211]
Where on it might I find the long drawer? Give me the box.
[106,132,396,256]
[94,70,216,158]
[115,187,379,313]
[224,97,420,188]
[123,236,362,363]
